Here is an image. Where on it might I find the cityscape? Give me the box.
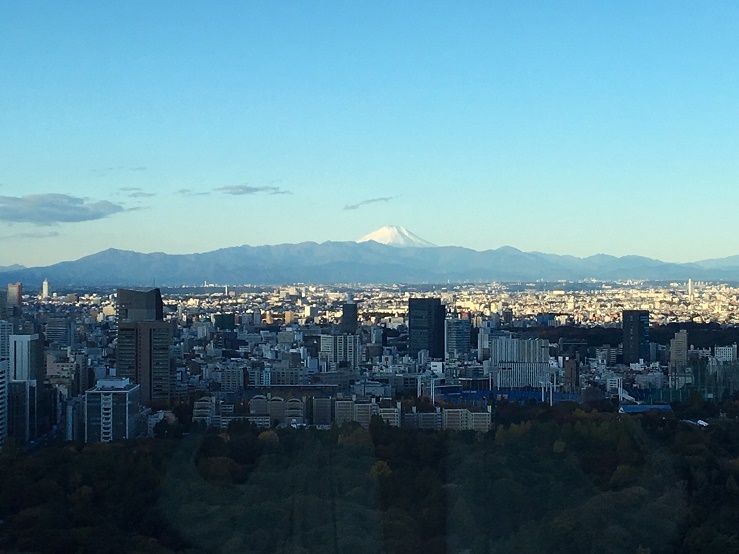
[2,268,739,449]
[2,256,739,550]
[4,1,739,552]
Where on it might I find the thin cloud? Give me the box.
[0,194,125,225]
[102,166,147,172]
[177,188,210,196]
[344,196,395,210]
[0,231,60,239]
[120,186,142,192]
[216,185,291,196]
[128,191,155,198]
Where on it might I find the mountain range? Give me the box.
[1,226,738,286]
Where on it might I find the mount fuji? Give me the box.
[357,225,436,248]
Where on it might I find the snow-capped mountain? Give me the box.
[357,225,437,248]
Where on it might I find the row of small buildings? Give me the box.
[192,393,492,433]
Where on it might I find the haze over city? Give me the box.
[3,2,739,267]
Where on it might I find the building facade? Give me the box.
[622,310,650,364]
[445,317,471,360]
[408,298,445,359]
[116,321,173,405]
[84,378,143,443]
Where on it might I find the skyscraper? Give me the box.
[115,288,171,405]
[668,329,690,389]
[0,290,7,320]
[116,321,173,405]
[116,288,163,323]
[340,302,358,334]
[669,330,689,373]
[320,333,361,370]
[408,298,445,359]
[622,310,650,364]
[0,320,11,362]
[445,317,471,360]
[0,322,8,451]
[6,283,21,309]
[41,279,50,299]
[9,334,43,381]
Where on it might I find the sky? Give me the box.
[2,1,739,267]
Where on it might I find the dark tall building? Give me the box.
[6,283,22,308]
[340,302,358,334]
[622,310,650,364]
[117,321,173,406]
[7,380,38,444]
[0,290,7,319]
[408,298,445,359]
[116,288,163,323]
[115,288,170,405]
[563,358,580,393]
[501,308,514,326]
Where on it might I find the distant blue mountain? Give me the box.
[0,242,737,286]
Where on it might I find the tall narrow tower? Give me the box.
[409,298,445,359]
[115,288,172,406]
[622,310,650,364]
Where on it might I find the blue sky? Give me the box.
[2,1,738,266]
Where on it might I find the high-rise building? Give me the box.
[0,290,7,320]
[84,377,143,443]
[622,310,650,364]
[445,317,471,360]
[501,308,514,326]
[9,334,43,381]
[480,331,549,364]
[0,359,7,451]
[0,321,9,451]
[668,330,691,389]
[0,320,11,361]
[564,358,580,393]
[669,330,689,373]
[41,279,50,299]
[340,302,358,334]
[408,298,445,359]
[7,380,38,444]
[116,321,173,405]
[320,333,361,370]
[6,283,22,308]
[116,288,163,323]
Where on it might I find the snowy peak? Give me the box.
[357,225,437,248]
